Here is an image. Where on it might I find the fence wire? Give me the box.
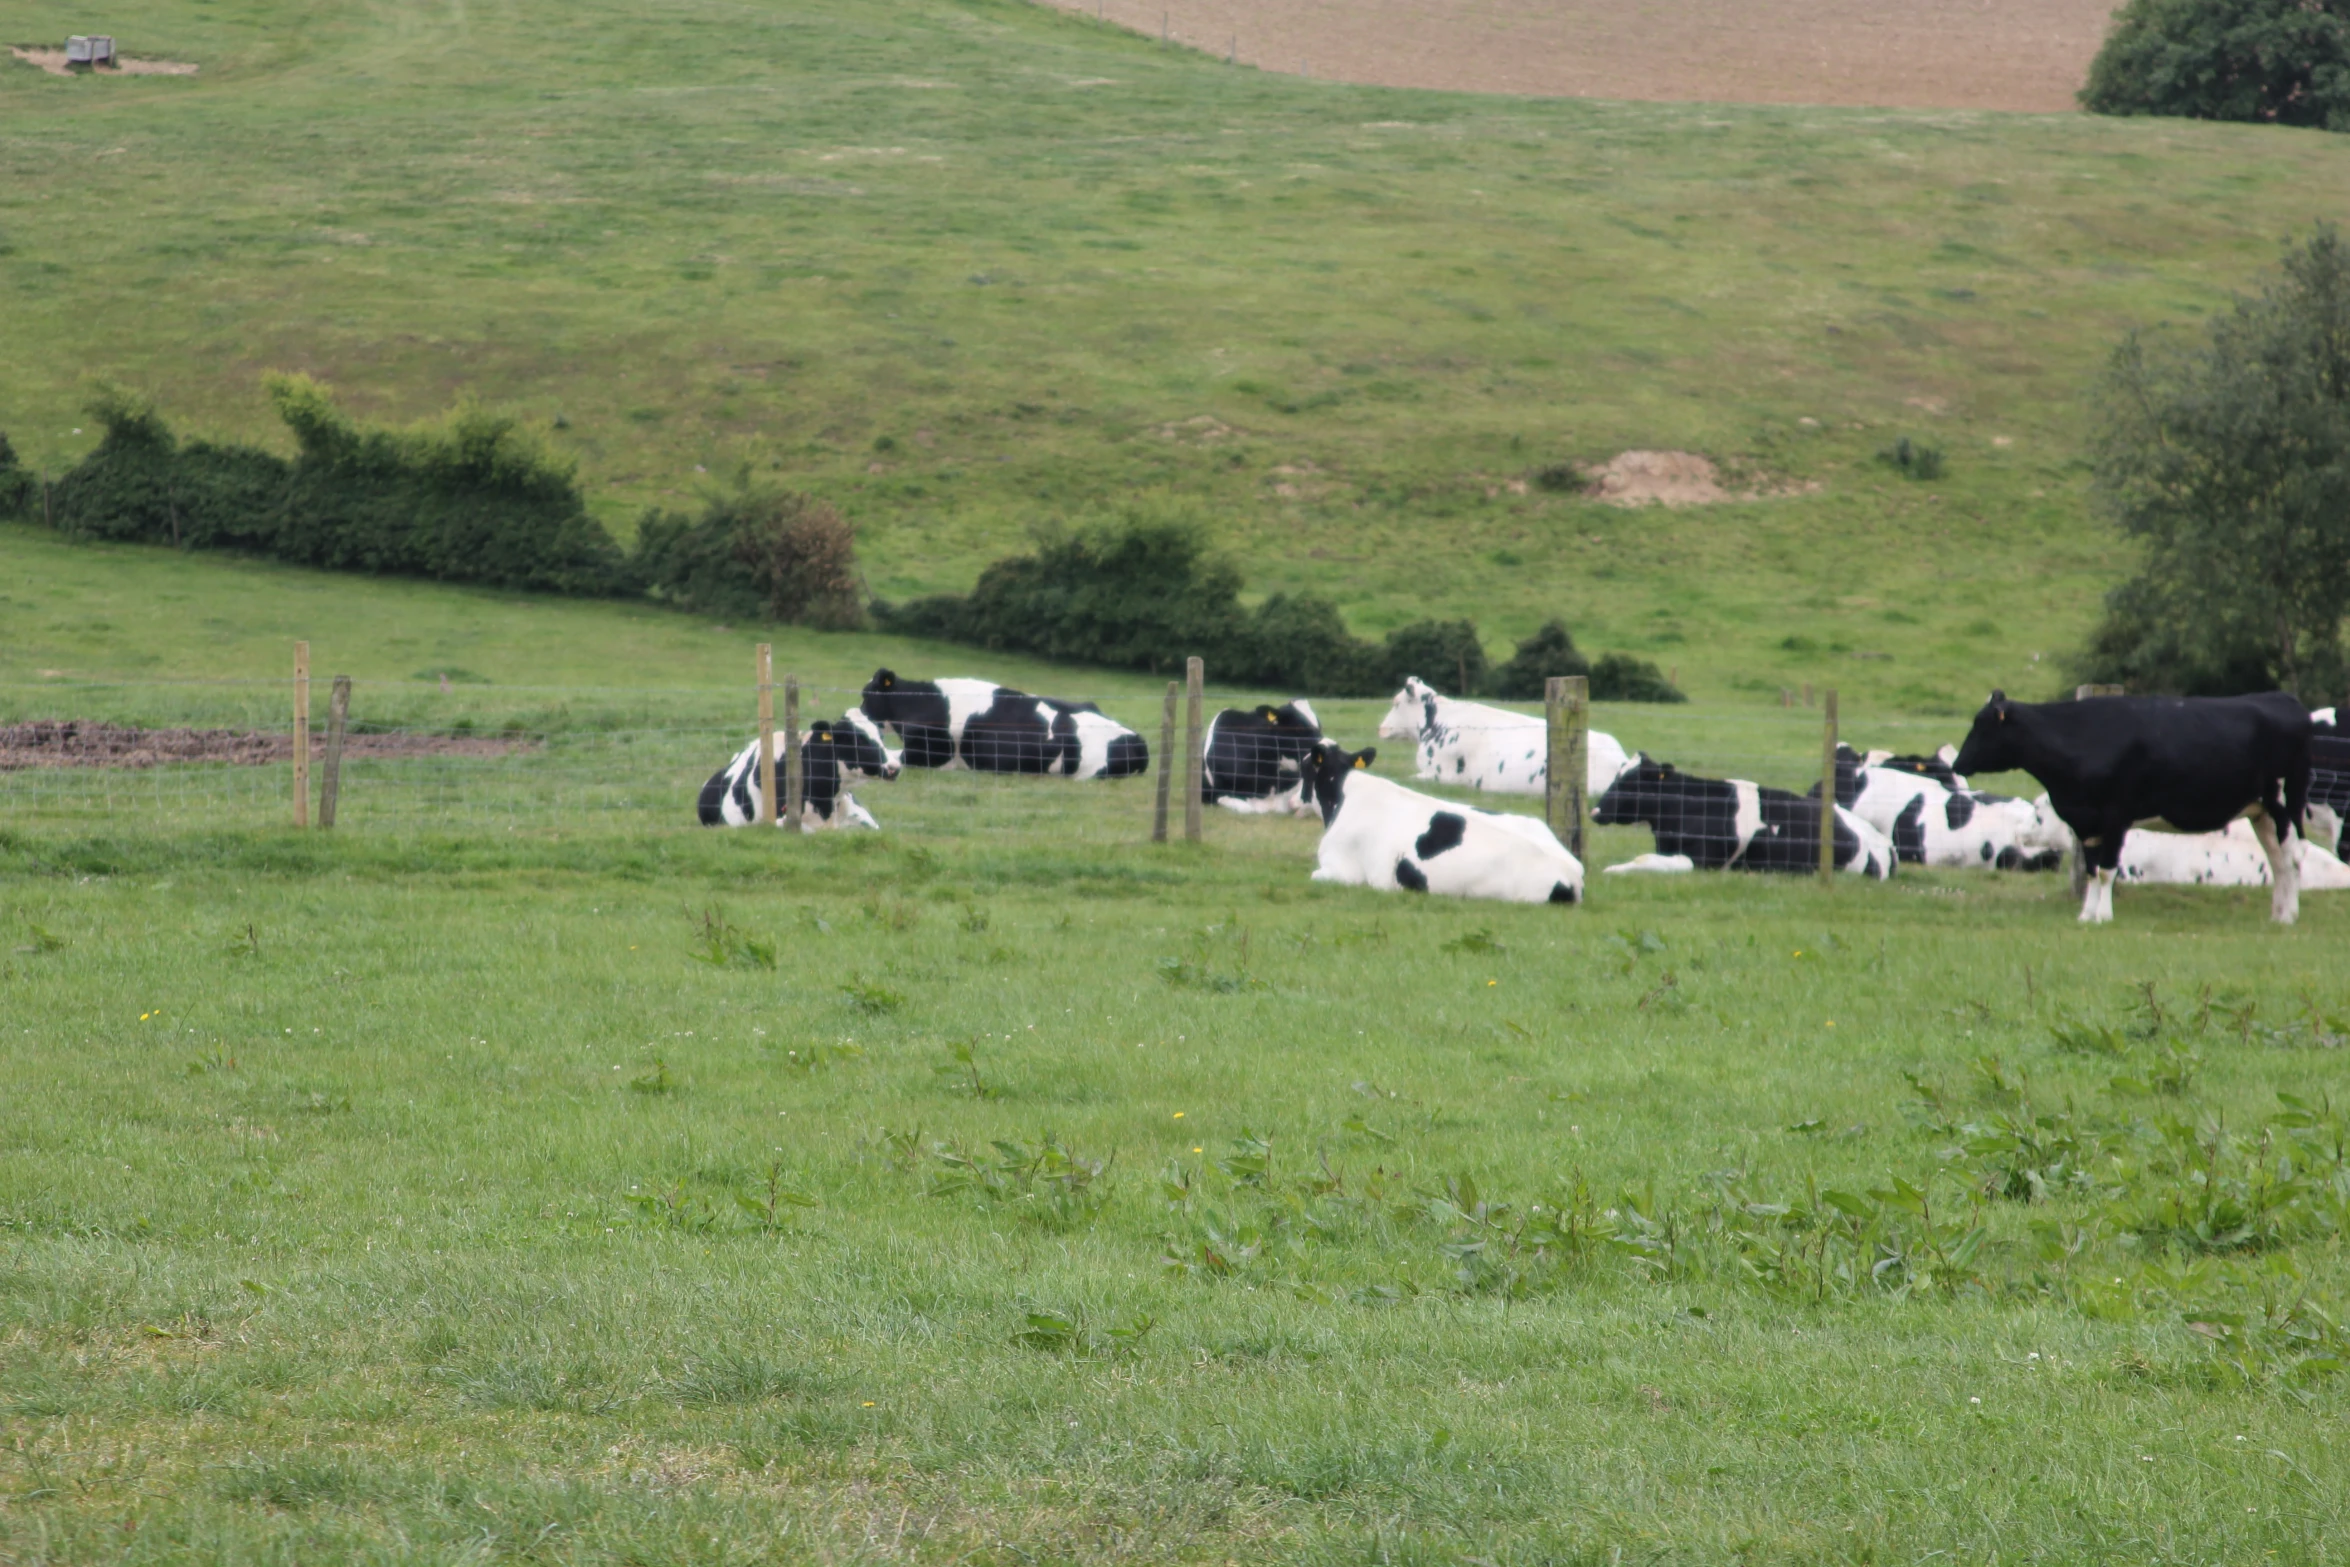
[1,674,2001,865]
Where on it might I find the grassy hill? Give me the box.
[8,0,2350,709]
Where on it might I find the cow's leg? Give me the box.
[2251,810,2299,924]
[2075,821,2123,923]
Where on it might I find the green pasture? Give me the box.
[8,524,2350,1565]
[6,0,2350,708]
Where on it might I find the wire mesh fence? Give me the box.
[3,663,2018,879]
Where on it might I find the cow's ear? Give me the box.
[1354,746,1377,768]
[1260,706,1281,723]
[877,670,896,689]
[1989,688,2006,705]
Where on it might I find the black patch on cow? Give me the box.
[1548,880,1578,904]
[1891,794,1927,864]
[860,670,957,769]
[1416,812,1468,859]
[1996,845,2062,872]
[1394,859,1429,891]
[1944,791,1977,831]
[960,692,1071,775]
[1104,731,1149,779]
[1201,703,1321,801]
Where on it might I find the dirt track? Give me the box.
[0,721,535,771]
[1057,0,2115,112]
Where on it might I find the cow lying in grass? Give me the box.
[1298,741,1583,904]
[2111,818,2350,890]
[1203,700,1323,814]
[860,669,1147,778]
[1377,677,1631,798]
[1824,744,2065,871]
[1595,756,1895,878]
[1951,689,2312,924]
[698,714,895,830]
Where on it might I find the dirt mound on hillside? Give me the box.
[10,47,198,76]
[1051,0,2112,113]
[0,721,536,771]
[1580,450,1815,507]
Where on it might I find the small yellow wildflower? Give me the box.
[1172,1111,1184,1119]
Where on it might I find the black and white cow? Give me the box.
[1202,700,1323,814]
[1297,741,1584,904]
[1950,690,2312,924]
[859,669,1147,779]
[1594,756,1895,878]
[697,717,890,831]
[2112,817,2350,890]
[1377,677,1631,797]
[1820,743,2065,871]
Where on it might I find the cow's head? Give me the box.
[1951,690,2018,779]
[860,668,908,727]
[1593,755,1684,826]
[834,710,902,780]
[1377,678,1437,741]
[1298,739,1377,826]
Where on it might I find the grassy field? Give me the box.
[8,521,2350,1564]
[7,0,2350,708]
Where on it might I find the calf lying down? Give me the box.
[1595,757,1895,879]
[1837,745,2066,871]
[1299,742,1583,904]
[2109,817,2350,890]
[698,715,894,831]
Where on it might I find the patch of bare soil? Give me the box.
[10,47,198,76]
[1583,450,1811,507]
[1048,0,2113,113]
[0,721,536,772]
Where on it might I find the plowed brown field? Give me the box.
[1055,0,2114,112]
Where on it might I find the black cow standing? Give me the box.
[1950,689,2312,924]
[1201,700,1324,813]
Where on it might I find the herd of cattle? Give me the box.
[698,669,2350,924]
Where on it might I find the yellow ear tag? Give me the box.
[1353,755,1369,769]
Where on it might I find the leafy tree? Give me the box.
[2081,0,2350,129]
[2082,225,2350,698]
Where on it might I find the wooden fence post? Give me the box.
[1183,657,1204,844]
[1563,676,1589,863]
[782,674,803,831]
[1152,680,1177,843]
[318,675,351,828]
[1818,688,1839,885]
[292,641,310,829]
[755,645,777,827]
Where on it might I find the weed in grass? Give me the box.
[628,1060,675,1095]
[186,1049,237,1075]
[1012,1309,1153,1359]
[1440,927,1504,955]
[736,1161,819,1231]
[14,921,64,954]
[935,1039,993,1098]
[2050,1019,2132,1057]
[625,1180,715,1231]
[688,907,775,969]
[926,1134,1111,1228]
[840,978,906,1014]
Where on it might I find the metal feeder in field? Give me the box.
[65,35,117,68]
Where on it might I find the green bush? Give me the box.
[1488,619,1591,699]
[44,379,632,597]
[2081,0,2350,129]
[0,431,35,519]
[268,375,630,595]
[633,488,865,628]
[1588,652,1688,703]
[1376,619,1487,699]
[1878,436,1945,481]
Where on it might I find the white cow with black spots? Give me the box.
[1297,741,1583,904]
[1378,677,1629,799]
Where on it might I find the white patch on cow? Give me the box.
[1289,699,1320,729]
[1604,852,1695,875]
[2312,706,2337,728]
[1382,677,1629,798]
[2110,818,2350,892]
[1727,780,1764,863]
[2082,865,2116,923]
[840,709,903,777]
[707,738,880,831]
[1839,805,1896,879]
[1312,770,1583,904]
[2308,803,2342,853]
[928,678,1002,769]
